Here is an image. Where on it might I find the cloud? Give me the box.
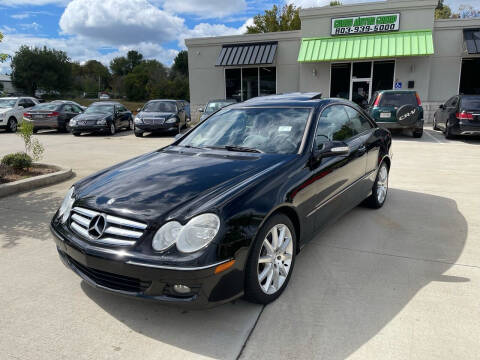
[161,0,247,18]
[59,0,185,46]
[19,22,41,31]
[11,13,31,19]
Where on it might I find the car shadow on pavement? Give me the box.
[81,188,467,360]
[240,188,469,359]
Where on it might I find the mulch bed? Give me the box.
[0,164,57,184]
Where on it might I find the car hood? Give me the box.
[0,107,13,114]
[138,111,175,118]
[76,113,110,120]
[74,146,291,224]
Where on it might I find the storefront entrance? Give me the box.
[330,60,395,106]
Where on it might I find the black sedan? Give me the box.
[134,100,187,137]
[69,101,133,136]
[23,101,84,133]
[433,94,480,138]
[50,93,392,308]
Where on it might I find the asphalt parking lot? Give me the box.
[1,128,480,360]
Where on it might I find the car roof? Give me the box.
[232,93,324,108]
[90,101,121,105]
[208,99,237,103]
[147,99,177,102]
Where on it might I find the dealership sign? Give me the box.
[331,13,400,36]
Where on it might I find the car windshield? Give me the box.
[461,97,480,111]
[0,99,17,108]
[85,105,114,114]
[179,107,311,154]
[379,93,417,107]
[205,101,235,114]
[30,103,60,111]
[143,101,176,113]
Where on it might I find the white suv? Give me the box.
[0,97,39,132]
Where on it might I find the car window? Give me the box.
[72,104,83,113]
[143,101,176,113]
[23,99,36,108]
[179,107,311,154]
[344,106,372,133]
[379,93,417,107]
[117,105,127,112]
[64,104,74,112]
[460,97,480,111]
[445,96,458,108]
[316,105,357,145]
[0,99,17,108]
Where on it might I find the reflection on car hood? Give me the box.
[138,111,175,118]
[74,146,290,223]
[76,113,109,120]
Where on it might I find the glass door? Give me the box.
[351,79,371,107]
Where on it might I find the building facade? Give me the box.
[0,75,18,95]
[185,0,480,122]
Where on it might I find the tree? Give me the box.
[172,50,188,77]
[124,59,167,101]
[435,0,452,19]
[0,32,8,63]
[330,1,342,6]
[11,46,72,96]
[246,4,301,34]
[110,56,130,76]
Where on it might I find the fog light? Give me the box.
[173,284,191,294]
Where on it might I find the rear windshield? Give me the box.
[461,97,480,111]
[379,93,417,107]
[30,103,60,111]
[143,101,176,113]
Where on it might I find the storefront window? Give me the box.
[260,67,276,96]
[242,68,259,100]
[225,68,241,102]
[372,61,395,94]
[226,67,276,101]
[330,63,351,99]
[460,58,480,95]
[352,62,372,78]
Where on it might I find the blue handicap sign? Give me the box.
[395,82,402,89]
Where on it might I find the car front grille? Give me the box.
[66,255,151,293]
[69,207,147,247]
[142,117,165,125]
[78,120,98,125]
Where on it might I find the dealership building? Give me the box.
[185,0,480,122]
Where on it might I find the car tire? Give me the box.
[412,128,423,138]
[6,117,17,133]
[444,121,454,139]
[33,128,38,134]
[128,119,134,131]
[364,161,389,209]
[244,213,296,305]
[433,115,439,130]
[134,131,143,137]
[108,122,116,136]
[72,132,81,137]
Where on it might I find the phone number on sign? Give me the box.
[334,23,396,35]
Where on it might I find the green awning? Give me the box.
[297,30,434,62]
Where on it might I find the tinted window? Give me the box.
[85,105,114,114]
[71,104,83,113]
[226,68,241,102]
[344,106,372,133]
[20,99,35,108]
[445,96,458,108]
[143,101,176,113]
[316,105,356,144]
[117,105,127,112]
[204,101,235,115]
[179,107,311,154]
[379,93,417,107]
[63,104,74,112]
[460,97,480,111]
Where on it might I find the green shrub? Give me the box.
[18,121,44,161]
[1,152,33,170]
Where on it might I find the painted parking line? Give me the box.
[424,130,445,144]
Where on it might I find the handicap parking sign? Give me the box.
[395,82,402,89]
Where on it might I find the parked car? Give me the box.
[99,94,110,100]
[199,99,237,121]
[433,94,480,139]
[133,100,188,137]
[51,100,87,111]
[180,100,191,122]
[367,90,424,138]
[50,93,392,308]
[0,97,39,132]
[69,101,133,136]
[23,101,84,133]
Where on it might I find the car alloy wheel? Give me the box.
[129,119,134,130]
[257,224,294,294]
[7,118,17,133]
[376,164,388,205]
[109,123,116,135]
[433,115,438,130]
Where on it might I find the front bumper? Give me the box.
[376,119,424,130]
[135,122,178,133]
[70,124,109,133]
[50,224,245,308]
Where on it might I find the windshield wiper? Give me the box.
[206,145,263,153]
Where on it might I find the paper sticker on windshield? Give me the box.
[278,126,292,132]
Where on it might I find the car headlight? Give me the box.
[134,117,143,124]
[165,117,177,124]
[69,119,77,126]
[152,213,220,253]
[97,119,106,125]
[57,187,75,223]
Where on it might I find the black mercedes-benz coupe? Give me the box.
[51,93,392,308]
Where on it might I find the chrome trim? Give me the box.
[126,258,233,271]
[104,226,143,239]
[331,146,350,153]
[307,169,376,217]
[70,222,135,247]
[73,207,97,218]
[106,214,147,230]
[71,213,89,227]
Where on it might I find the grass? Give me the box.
[72,98,145,114]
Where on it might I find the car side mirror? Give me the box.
[439,104,445,109]
[198,108,204,113]
[136,108,141,112]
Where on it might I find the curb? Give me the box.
[0,163,74,199]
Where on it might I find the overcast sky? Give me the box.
[0,0,476,73]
